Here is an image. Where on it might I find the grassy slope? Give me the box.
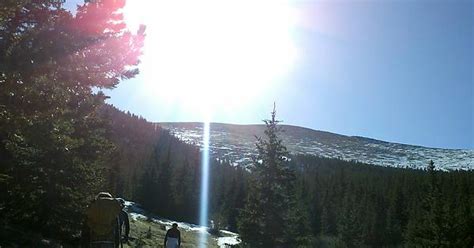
[123,216,220,248]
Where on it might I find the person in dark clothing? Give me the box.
[164,223,181,248]
[83,192,122,248]
[117,198,130,245]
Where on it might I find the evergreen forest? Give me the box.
[0,0,473,247]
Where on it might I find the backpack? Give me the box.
[86,197,122,241]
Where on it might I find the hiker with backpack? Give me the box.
[83,192,122,248]
[117,198,130,244]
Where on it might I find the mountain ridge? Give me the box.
[158,122,474,170]
[159,122,469,150]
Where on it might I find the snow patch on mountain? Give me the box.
[160,122,474,171]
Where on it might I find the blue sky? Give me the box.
[269,0,473,149]
[284,0,473,150]
[66,0,473,149]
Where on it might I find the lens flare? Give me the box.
[122,0,298,117]
[199,121,211,247]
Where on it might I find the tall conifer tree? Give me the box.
[0,0,144,240]
[238,105,310,247]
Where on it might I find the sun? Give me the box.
[123,0,298,117]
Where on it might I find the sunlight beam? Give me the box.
[199,120,211,248]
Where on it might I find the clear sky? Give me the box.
[66,0,473,149]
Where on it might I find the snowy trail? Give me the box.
[124,201,240,247]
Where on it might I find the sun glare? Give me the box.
[123,0,298,115]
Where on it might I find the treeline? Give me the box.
[122,108,474,247]
[290,155,474,247]
[133,132,249,224]
[99,104,163,198]
[100,104,249,227]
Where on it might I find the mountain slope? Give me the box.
[159,122,473,170]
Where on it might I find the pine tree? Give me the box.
[320,189,337,236]
[406,160,453,247]
[385,184,407,245]
[0,0,144,241]
[238,105,309,247]
[156,147,172,215]
[337,194,363,247]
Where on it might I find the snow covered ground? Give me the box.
[160,122,474,171]
[124,201,240,248]
[217,230,240,247]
